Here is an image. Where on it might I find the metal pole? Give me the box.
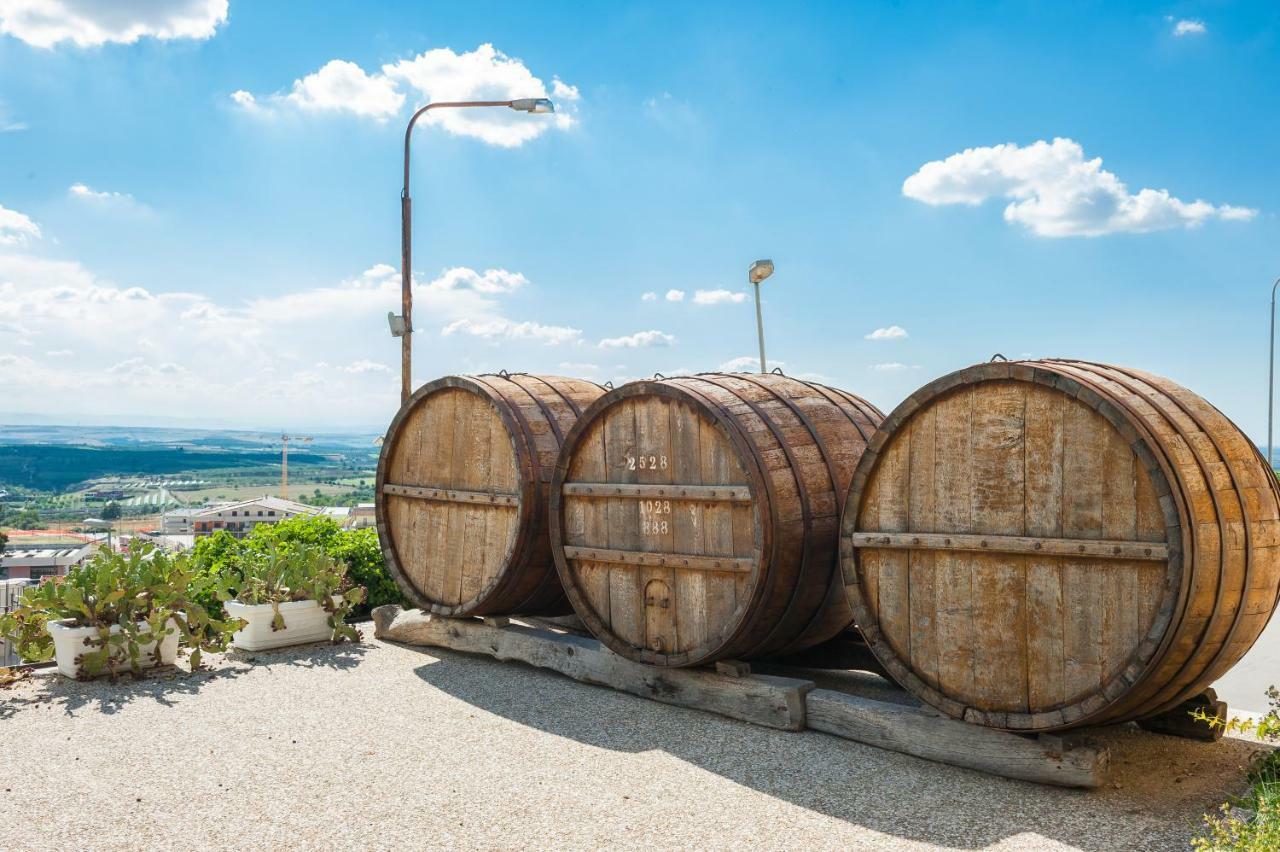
[1269,278,1280,474]
[753,279,767,373]
[400,100,519,406]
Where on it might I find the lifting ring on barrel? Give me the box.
[989,353,1008,362]
[770,366,786,376]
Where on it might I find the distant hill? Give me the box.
[0,444,333,492]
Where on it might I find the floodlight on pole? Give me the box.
[398,97,556,405]
[749,259,775,373]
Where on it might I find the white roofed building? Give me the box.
[192,496,318,538]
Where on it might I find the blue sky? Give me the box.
[0,1,1277,437]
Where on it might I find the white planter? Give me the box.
[46,618,180,679]
[225,597,338,651]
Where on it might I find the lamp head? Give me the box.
[387,312,408,338]
[749,259,775,285]
[509,98,555,114]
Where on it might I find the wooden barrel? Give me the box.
[376,373,605,617]
[840,359,1280,731]
[549,372,884,666]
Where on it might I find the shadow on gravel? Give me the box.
[0,661,248,719]
[0,639,369,720]
[406,645,1268,852]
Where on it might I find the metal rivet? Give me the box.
[1144,548,1152,556]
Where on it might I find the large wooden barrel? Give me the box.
[376,373,605,617]
[840,359,1280,731]
[550,372,884,666]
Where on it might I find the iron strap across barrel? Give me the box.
[376,373,605,617]
[550,372,884,667]
[840,359,1280,732]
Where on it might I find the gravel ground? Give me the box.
[0,624,1270,851]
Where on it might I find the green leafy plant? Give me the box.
[0,544,242,678]
[193,515,402,620]
[1192,686,1280,850]
[221,544,366,643]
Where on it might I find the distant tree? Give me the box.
[0,529,8,550]
[101,502,123,521]
[14,508,41,530]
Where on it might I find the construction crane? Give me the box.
[279,433,313,500]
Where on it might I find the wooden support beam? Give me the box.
[715,660,752,678]
[806,689,1111,788]
[561,482,752,503]
[849,531,1169,562]
[372,606,813,730]
[382,482,519,507]
[1136,689,1226,742]
[562,546,755,573]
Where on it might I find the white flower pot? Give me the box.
[46,618,180,679]
[225,597,338,651]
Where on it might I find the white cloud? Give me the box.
[871,362,921,372]
[551,78,580,101]
[1173,19,1206,36]
[599,330,675,349]
[558,361,600,374]
[339,359,392,374]
[285,60,405,120]
[665,289,685,302]
[0,0,228,48]
[641,291,657,302]
[68,183,148,213]
[0,251,577,426]
[236,44,578,146]
[719,356,783,372]
[903,138,1256,237]
[693,289,746,305]
[443,317,582,345]
[866,325,908,340]
[0,99,25,132]
[383,44,577,146]
[0,203,40,245]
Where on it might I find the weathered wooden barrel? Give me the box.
[376,373,605,617]
[549,372,884,666]
[840,359,1280,731]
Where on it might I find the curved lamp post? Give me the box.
[394,97,555,404]
[1269,278,1280,473]
[749,259,775,373]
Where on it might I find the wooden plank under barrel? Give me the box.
[376,373,604,617]
[840,359,1280,731]
[550,372,884,666]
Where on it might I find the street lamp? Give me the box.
[394,97,556,404]
[749,259,775,373]
[1268,278,1280,474]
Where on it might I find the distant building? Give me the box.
[350,503,376,529]
[1,543,95,581]
[321,506,351,525]
[192,496,318,538]
[161,508,200,535]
